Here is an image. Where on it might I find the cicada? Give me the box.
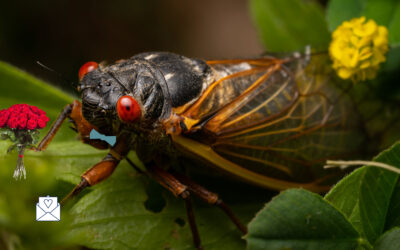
[34,51,365,248]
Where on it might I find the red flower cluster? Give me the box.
[0,104,49,130]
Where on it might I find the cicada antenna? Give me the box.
[36,61,77,89]
[36,61,57,73]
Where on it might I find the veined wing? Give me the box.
[173,54,365,191]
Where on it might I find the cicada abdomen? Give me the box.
[170,53,366,192]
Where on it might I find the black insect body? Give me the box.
[35,51,366,249]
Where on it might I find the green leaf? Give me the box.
[326,0,363,31]
[249,0,330,52]
[29,129,40,145]
[388,5,400,46]
[385,182,400,230]
[326,0,400,46]
[0,128,11,140]
[246,189,362,250]
[66,166,262,250]
[325,142,400,243]
[383,45,400,72]
[362,0,398,28]
[374,227,400,250]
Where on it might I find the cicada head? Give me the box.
[78,60,171,135]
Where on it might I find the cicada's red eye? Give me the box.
[117,95,141,123]
[79,61,98,80]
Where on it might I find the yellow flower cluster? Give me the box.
[329,17,389,82]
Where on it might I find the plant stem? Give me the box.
[13,146,26,180]
[325,160,400,174]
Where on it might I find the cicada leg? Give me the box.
[33,103,73,151]
[61,153,120,204]
[146,165,203,250]
[127,160,247,248]
[33,100,108,152]
[172,172,247,234]
[32,99,128,204]
[61,130,133,204]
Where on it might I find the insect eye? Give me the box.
[79,61,98,80]
[117,95,141,123]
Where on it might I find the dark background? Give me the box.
[0,0,263,93]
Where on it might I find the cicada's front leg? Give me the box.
[33,103,72,151]
[61,135,131,204]
[34,100,108,151]
[61,153,119,204]
[32,99,124,203]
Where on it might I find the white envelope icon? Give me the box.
[36,196,60,221]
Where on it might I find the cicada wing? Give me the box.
[181,57,282,121]
[177,54,365,190]
[171,134,333,193]
[204,64,297,135]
